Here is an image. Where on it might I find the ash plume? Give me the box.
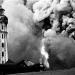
[32,0,75,69]
[26,0,40,10]
[2,0,75,70]
[2,0,43,64]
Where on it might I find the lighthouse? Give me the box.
[0,6,8,64]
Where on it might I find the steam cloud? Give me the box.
[2,0,75,69]
[2,0,43,64]
[32,0,75,69]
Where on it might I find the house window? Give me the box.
[2,43,4,47]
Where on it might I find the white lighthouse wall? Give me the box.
[3,25,8,63]
[0,23,8,64]
[4,33,8,62]
[0,23,2,30]
[0,32,2,64]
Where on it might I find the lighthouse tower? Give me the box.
[0,6,8,64]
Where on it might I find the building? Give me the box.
[0,6,8,64]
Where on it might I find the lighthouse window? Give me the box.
[2,34,3,39]
[2,61,4,64]
[2,43,4,47]
[2,52,4,57]
[2,25,3,30]
[4,34,5,38]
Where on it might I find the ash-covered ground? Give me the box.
[1,0,75,74]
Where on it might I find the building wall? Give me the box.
[0,23,8,64]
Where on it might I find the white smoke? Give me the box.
[26,0,40,10]
[2,0,50,69]
[2,0,41,63]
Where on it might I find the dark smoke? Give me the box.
[44,33,75,69]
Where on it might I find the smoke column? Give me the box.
[2,0,43,64]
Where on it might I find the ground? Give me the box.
[7,68,75,75]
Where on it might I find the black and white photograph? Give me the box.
[0,0,75,75]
